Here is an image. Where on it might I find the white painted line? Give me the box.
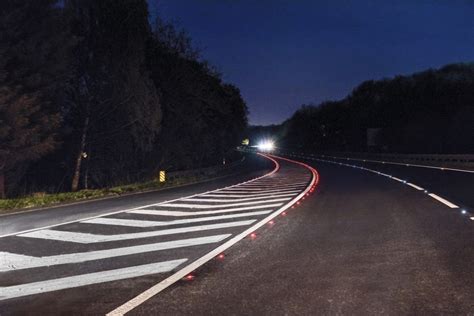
[313,156,466,211]
[217,188,305,194]
[19,220,256,244]
[428,193,459,208]
[129,203,283,216]
[218,185,306,192]
[160,197,291,209]
[203,189,301,197]
[0,259,187,301]
[237,182,308,188]
[390,176,404,183]
[107,154,319,315]
[183,193,297,202]
[127,210,195,217]
[407,183,424,190]
[0,235,229,272]
[82,210,272,227]
[324,156,474,173]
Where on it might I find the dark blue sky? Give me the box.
[149,0,474,125]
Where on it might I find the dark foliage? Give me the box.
[0,0,70,198]
[1,1,248,198]
[282,64,474,154]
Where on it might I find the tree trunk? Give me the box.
[84,148,90,190]
[71,117,89,192]
[0,171,5,199]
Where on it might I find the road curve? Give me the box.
[0,154,315,315]
[126,155,474,315]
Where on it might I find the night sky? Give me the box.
[149,0,474,125]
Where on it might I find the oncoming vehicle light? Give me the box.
[257,140,275,152]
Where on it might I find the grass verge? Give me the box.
[0,174,215,214]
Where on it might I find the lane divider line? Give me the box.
[407,183,424,191]
[301,155,465,211]
[312,155,474,174]
[428,193,459,209]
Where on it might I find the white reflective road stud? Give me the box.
[0,259,187,301]
[0,235,228,272]
[19,220,256,244]
[82,210,272,227]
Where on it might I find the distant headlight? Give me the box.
[257,140,275,151]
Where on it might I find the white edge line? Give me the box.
[0,154,279,238]
[106,154,317,315]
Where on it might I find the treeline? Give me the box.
[0,0,247,198]
[281,63,474,154]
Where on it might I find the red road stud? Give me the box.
[184,274,195,281]
[217,253,225,260]
[250,232,257,239]
[269,220,275,225]
[281,211,287,216]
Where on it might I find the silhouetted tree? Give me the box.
[0,0,69,198]
[65,0,161,191]
[282,63,474,154]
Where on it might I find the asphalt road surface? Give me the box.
[1,152,474,315]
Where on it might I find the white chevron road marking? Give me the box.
[159,197,291,209]
[202,190,301,197]
[184,193,297,202]
[0,235,229,272]
[218,185,306,192]
[129,203,283,216]
[82,210,272,227]
[19,220,256,244]
[0,259,187,301]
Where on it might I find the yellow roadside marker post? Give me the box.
[159,171,166,183]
